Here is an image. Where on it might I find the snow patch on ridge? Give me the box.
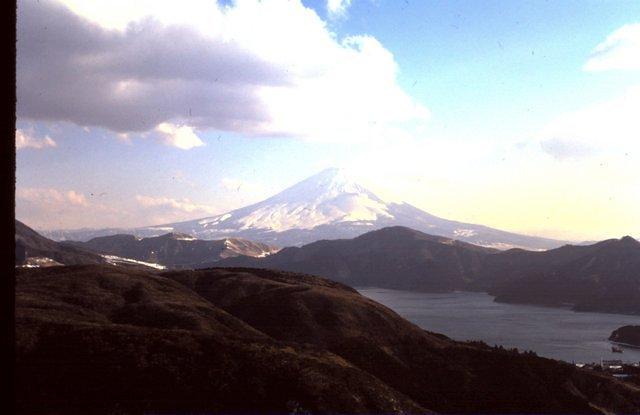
[199,213,232,227]
[454,229,478,238]
[102,254,166,270]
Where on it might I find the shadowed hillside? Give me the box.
[488,236,640,314]
[610,326,640,348]
[15,220,105,266]
[16,265,640,414]
[65,232,279,269]
[212,226,495,291]
[216,227,640,314]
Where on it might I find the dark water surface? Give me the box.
[358,288,640,363]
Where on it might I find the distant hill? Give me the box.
[41,168,567,250]
[15,219,105,266]
[16,220,168,270]
[214,226,494,291]
[65,232,279,269]
[216,227,640,314]
[488,236,640,314]
[609,326,640,348]
[15,265,640,414]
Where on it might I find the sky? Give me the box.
[15,0,640,241]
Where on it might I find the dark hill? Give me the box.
[609,326,640,348]
[488,236,640,314]
[214,226,495,292]
[66,232,278,269]
[16,265,640,414]
[15,219,105,266]
[16,265,422,414]
[217,227,640,314]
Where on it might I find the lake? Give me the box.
[358,288,640,364]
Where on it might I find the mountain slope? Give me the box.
[41,168,567,250]
[215,226,495,292]
[217,227,640,314]
[15,219,105,266]
[488,236,640,314]
[16,265,423,414]
[16,265,640,414]
[65,232,279,269]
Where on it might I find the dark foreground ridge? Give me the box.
[16,265,640,414]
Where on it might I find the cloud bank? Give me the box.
[584,23,640,71]
[17,0,429,145]
[15,187,113,229]
[536,85,640,159]
[17,188,88,207]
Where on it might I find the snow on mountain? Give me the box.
[41,168,568,250]
[101,254,167,270]
[197,168,393,233]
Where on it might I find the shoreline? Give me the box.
[609,341,640,350]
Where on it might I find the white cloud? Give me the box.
[17,188,88,206]
[155,122,205,150]
[535,85,640,158]
[17,0,429,144]
[584,23,640,71]
[327,0,352,18]
[258,34,430,142]
[135,195,216,214]
[15,187,108,229]
[15,187,218,229]
[65,190,89,206]
[15,128,57,150]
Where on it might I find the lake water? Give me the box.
[358,288,640,364]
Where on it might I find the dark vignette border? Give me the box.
[2,0,17,414]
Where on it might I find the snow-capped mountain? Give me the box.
[193,168,394,233]
[41,168,567,250]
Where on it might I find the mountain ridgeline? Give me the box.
[488,236,640,314]
[18,219,640,314]
[41,168,567,250]
[15,219,106,266]
[15,265,640,414]
[215,226,496,292]
[65,232,279,269]
[216,226,640,315]
[15,220,278,270]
